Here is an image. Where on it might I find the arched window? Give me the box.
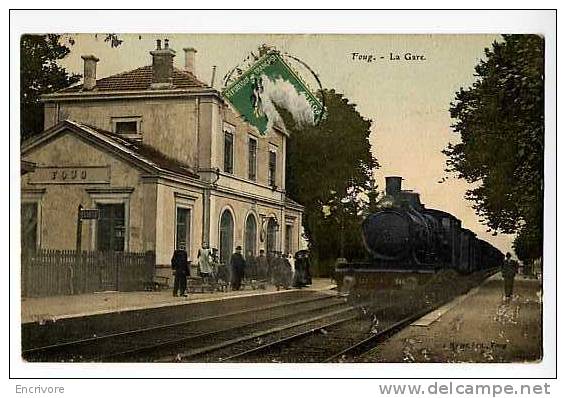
[266,217,278,254]
[219,209,234,264]
[245,214,257,257]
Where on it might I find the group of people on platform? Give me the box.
[171,243,312,296]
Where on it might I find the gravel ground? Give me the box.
[359,275,542,363]
[234,316,379,363]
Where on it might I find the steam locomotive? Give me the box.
[335,176,504,291]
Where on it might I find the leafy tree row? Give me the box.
[444,34,544,262]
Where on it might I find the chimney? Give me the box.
[183,47,197,75]
[210,65,217,87]
[385,176,402,196]
[150,39,176,88]
[81,54,99,90]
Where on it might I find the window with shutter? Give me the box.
[248,137,257,181]
[224,132,234,174]
[268,150,277,187]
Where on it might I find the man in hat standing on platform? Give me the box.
[230,246,246,291]
[171,245,189,297]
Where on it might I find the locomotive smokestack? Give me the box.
[385,176,402,196]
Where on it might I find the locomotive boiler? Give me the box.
[336,176,503,292]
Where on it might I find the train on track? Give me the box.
[335,176,504,292]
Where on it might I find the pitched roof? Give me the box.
[20,160,36,175]
[78,122,200,177]
[285,197,304,210]
[59,65,208,93]
[22,120,200,180]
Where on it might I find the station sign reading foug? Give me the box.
[28,166,110,184]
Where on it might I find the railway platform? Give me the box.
[21,277,335,324]
[361,273,542,363]
[21,278,343,360]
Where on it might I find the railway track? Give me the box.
[22,292,347,362]
[160,305,363,362]
[203,303,438,363]
[323,305,437,362]
[212,313,371,363]
[24,272,492,363]
[22,295,453,363]
[204,278,491,363]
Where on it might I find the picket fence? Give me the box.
[21,249,155,297]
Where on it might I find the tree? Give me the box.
[512,224,543,263]
[443,35,544,262]
[20,34,81,138]
[282,89,379,267]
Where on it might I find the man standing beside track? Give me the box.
[502,252,518,300]
[230,246,247,290]
[172,246,189,297]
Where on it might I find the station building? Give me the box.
[20,39,304,277]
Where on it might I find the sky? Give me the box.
[58,33,514,255]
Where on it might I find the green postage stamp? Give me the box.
[222,50,324,135]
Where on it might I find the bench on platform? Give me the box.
[245,279,268,290]
[144,275,170,291]
[188,276,228,293]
